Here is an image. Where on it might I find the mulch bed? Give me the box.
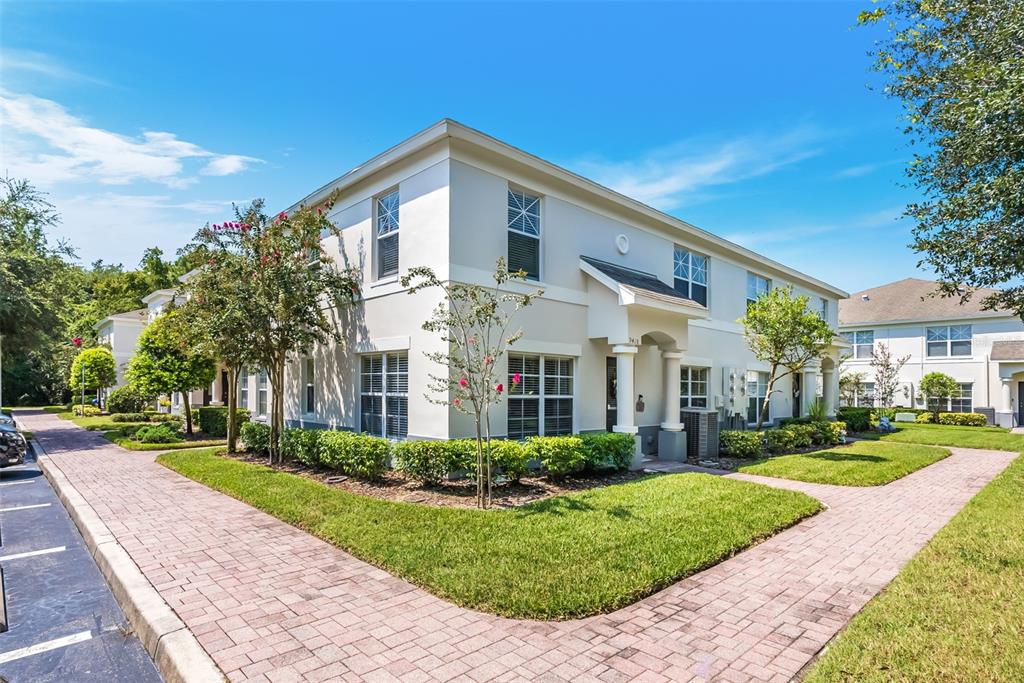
[222,450,651,509]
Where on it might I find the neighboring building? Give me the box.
[838,278,1024,427]
[236,120,848,457]
[94,308,148,391]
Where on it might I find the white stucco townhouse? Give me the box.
[223,120,849,459]
[838,278,1024,428]
[94,308,148,394]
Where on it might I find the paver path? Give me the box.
[16,410,1016,682]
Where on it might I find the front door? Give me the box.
[606,356,617,432]
[1018,382,1023,427]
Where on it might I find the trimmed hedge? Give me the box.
[720,430,764,457]
[529,436,586,476]
[318,431,390,480]
[240,421,271,455]
[196,406,250,437]
[148,413,181,424]
[106,384,153,413]
[393,439,474,485]
[111,412,149,423]
[281,427,323,466]
[132,423,182,443]
[487,439,532,481]
[836,407,872,432]
[765,428,796,454]
[721,420,846,458]
[73,405,101,417]
[787,423,816,448]
[937,412,988,427]
[580,432,635,471]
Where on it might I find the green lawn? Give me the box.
[874,422,1024,451]
[737,441,950,486]
[158,448,821,620]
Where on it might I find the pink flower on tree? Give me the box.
[484,355,493,365]
[453,398,462,408]
[459,377,468,387]
[71,337,82,347]
[495,383,504,393]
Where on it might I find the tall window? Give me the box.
[857,382,876,407]
[926,325,972,357]
[360,352,408,438]
[819,297,829,322]
[257,369,268,417]
[376,189,400,278]
[746,371,769,425]
[746,273,770,309]
[680,367,709,408]
[303,357,315,414]
[930,383,973,413]
[673,248,708,306]
[239,368,249,409]
[507,189,540,280]
[843,330,874,359]
[507,354,573,438]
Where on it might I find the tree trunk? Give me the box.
[474,417,484,509]
[754,364,781,432]
[227,364,240,453]
[268,357,286,464]
[183,392,193,435]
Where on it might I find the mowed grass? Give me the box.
[158,448,821,620]
[737,441,950,486]
[875,422,1024,451]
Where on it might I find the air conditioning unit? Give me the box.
[682,408,720,466]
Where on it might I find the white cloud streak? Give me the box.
[722,207,906,248]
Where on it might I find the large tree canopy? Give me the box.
[861,0,1024,314]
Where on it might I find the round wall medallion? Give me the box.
[615,234,630,254]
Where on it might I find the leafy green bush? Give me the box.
[938,412,988,427]
[73,405,101,417]
[579,432,635,471]
[916,412,934,424]
[111,413,149,423]
[836,407,872,432]
[318,431,391,480]
[486,439,532,481]
[765,428,796,454]
[281,428,323,466]
[240,421,271,455]
[786,423,816,448]
[816,420,846,445]
[196,406,250,437]
[720,430,763,457]
[148,413,181,423]
[106,384,153,413]
[528,436,585,476]
[394,439,473,484]
[133,423,182,443]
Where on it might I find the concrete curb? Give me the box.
[32,439,225,683]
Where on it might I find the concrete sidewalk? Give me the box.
[15,409,1015,682]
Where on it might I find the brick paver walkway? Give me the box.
[16,410,1015,682]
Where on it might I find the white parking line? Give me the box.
[0,546,66,562]
[0,503,50,513]
[0,630,94,665]
[0,480,34,487]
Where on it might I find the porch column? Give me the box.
[801,369,818,416]
[1002,379,1013,412]
[612,344,638,434]
[822,367,836,416]
[661,350,683,431]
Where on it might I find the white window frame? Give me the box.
[930,382,973,413]
[360,352,408,439]
[257,369,268,417]
[303,357,315,415]
[239,368,249,410]
[507,353,574,438]
[746,370,770,425]
[844,330,874,359]
[673,247,709,307]
[926,325,972,358]
[856,381,876,407]
[746,272,771,309]
[507,188,541,281]
[375,188,400,279]
[819,297,829,322]
[680,366,709,409]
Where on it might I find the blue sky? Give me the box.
[1,1,923,293]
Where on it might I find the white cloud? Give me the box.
[833,159,903,179]
[0,91,261,188]
[0,49,110,86]
[569,127,824,211]
[723,207,906,248]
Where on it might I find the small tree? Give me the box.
[402,258,540,508]
[126,307,216,434]
[870,343,910,410]
[918,371,960,422]
[839,370,867,407]
[69,347,116,405]
[740,287,835,431]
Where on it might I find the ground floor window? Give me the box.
[360,352,408,438]
[855,382,876,407]
[239,368,248,409]
[746,371,769,425]
[507,354,574,438]
[680,366,709,408]
[303,357,315,414]
[257,369,268,417]
[930,382,973,413]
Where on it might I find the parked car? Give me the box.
[0,413,14,426]
[0,423,28,467]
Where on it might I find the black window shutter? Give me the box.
[378,233,399,277]
[508,231,539,280]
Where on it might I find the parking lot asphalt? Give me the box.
[0,444,162,683]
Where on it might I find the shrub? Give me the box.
[106,384,153,414]
[720,430,763,458]
[528,436,585,477]
[73,405,101,417]
[786,423,816,448]
[916,412,934,424]
[133,423,181,443]
[110,413,149,423]
[764,428,796,454]
[196,406,250,437]
[281,428,323,466]
[487,439,532,482]
[836,407,872,432]
[814,420,846,445]
[394,439,473,484]
[938,412,988,427]
[580,432,635,471]
[240,421,271,455]
[318,431,391,480]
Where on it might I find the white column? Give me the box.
[612,344,638,434]
[822,368,836,416]
[801,369,818,416]
[661,350,683,431]
[1002,379,1013,412]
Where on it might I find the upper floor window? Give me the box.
[673,248,708,306]
[376,189,400,278]
[746,272,770,309]
[507,189,540,280]
[819,297,829,322]
[926,325,972,357]
[303,357,315,414]
[843,330,874,359]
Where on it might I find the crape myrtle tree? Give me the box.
[402,258,540,509]
[870,343,910,410]
[918,371,960,422]
[740,287,835,431]
[201,195,360,463]
[126,307,216,434]
[69,347,116,406]
[860,1,1024,315]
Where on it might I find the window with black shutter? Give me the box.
[508,354,573,438]
[360,352,408,438]
[507,189,540,280]
[376,189,399,278]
